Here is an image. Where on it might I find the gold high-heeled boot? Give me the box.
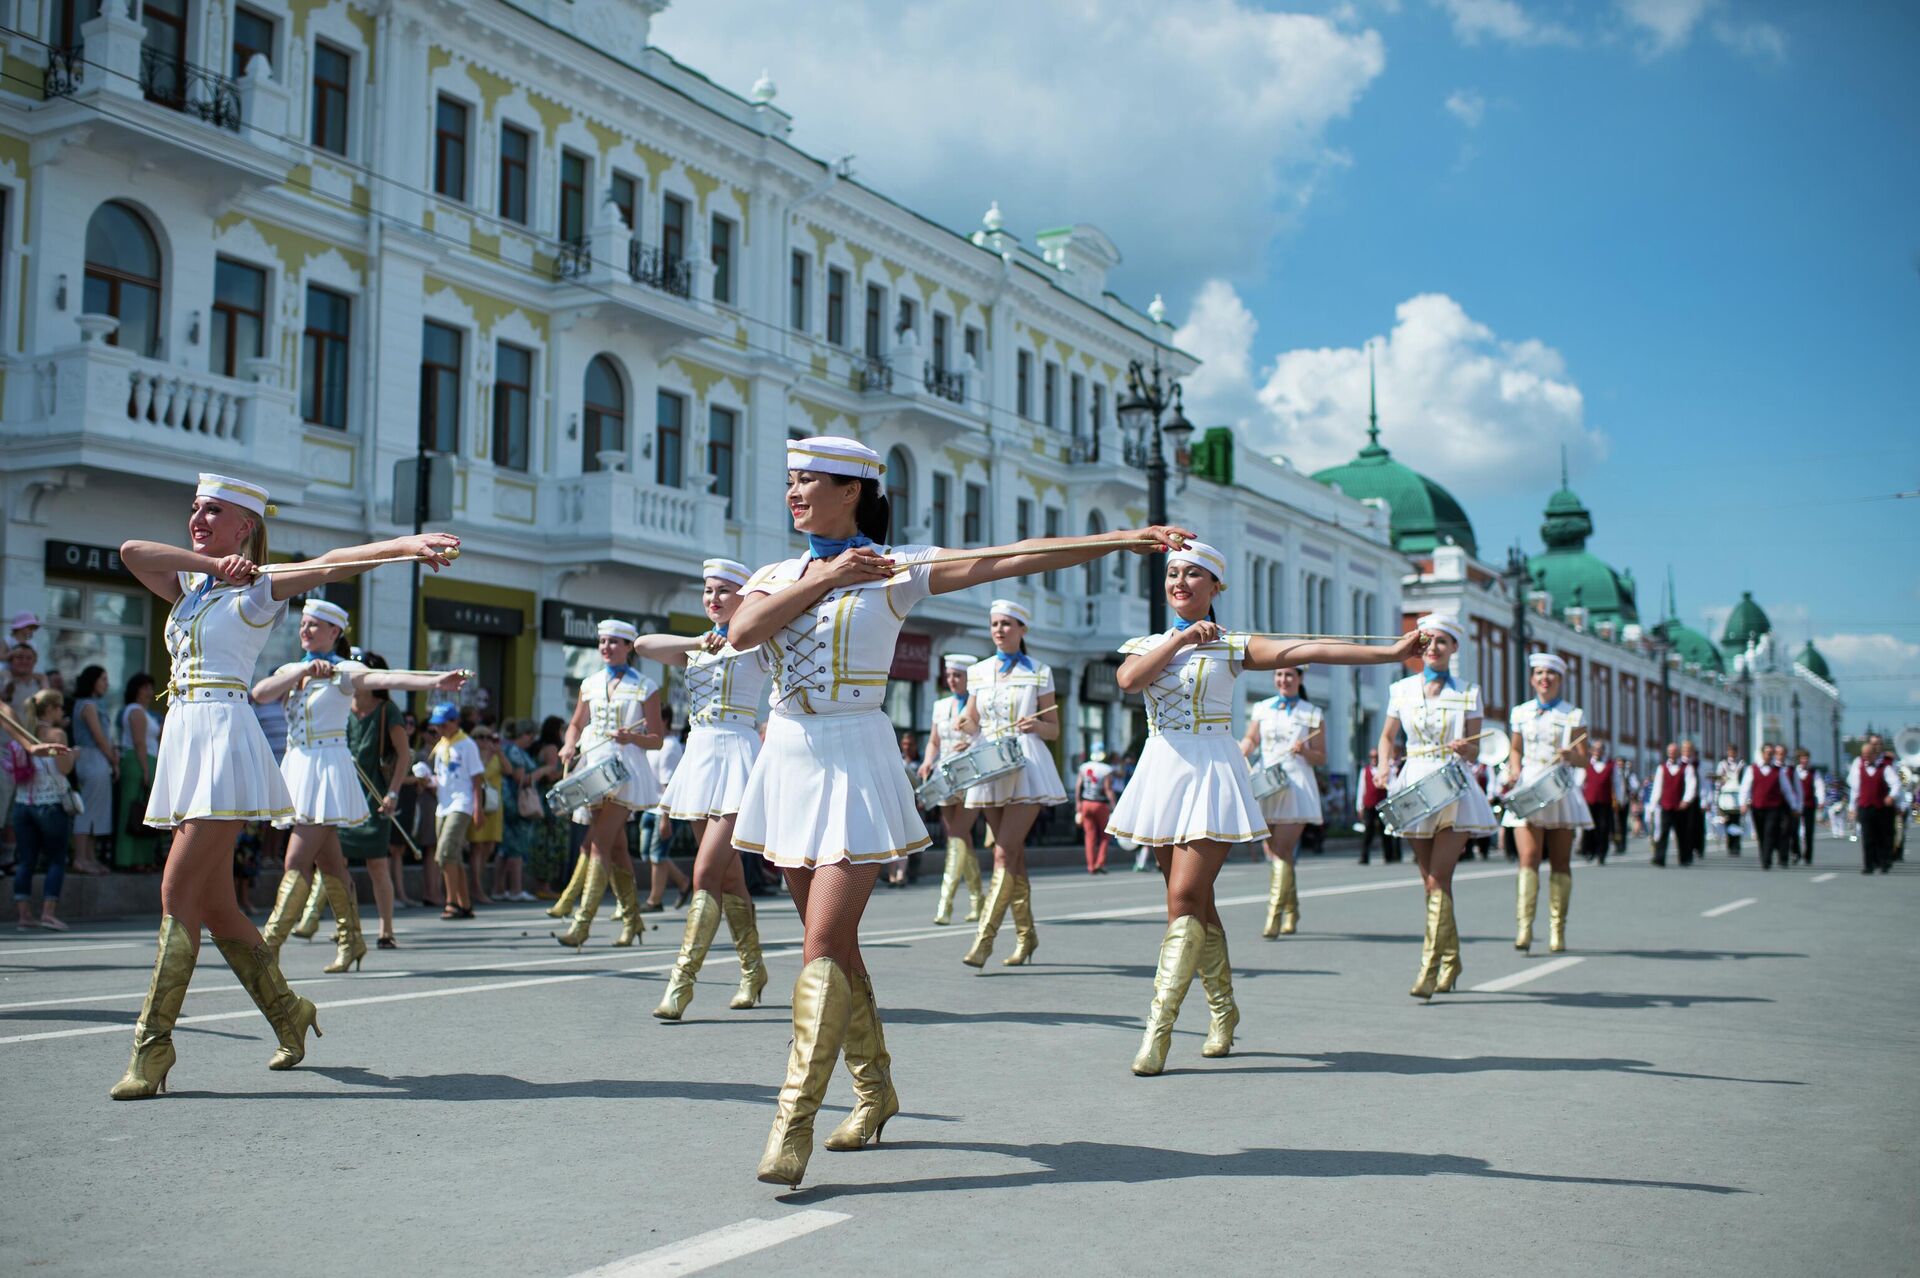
[1548,870,1571,953]
[654,890,720,1020]
[260,869,313,958]
[824,970,899,1151]
[933,838,963,925]
[722,894,769,1009]
[1409,890,1442,1000]
[322,873,367,974]
[1132,916,1204,1076]
[555,857,609,948]
[1515,865,1539,952]
[962,867,1012,967]
[110,916,196,1100]
[292,870,328,940]
[548,853,589,918]
[1262,860,1285,939]
[609,865,645,947]
[1279,860,1300,934]
[1197,923,1239,1058]
[214,937,322,1069]
[1434,893,1462,993]
[960,840,983,921]
[757,957,853,1188]
[1004,876,1038,966]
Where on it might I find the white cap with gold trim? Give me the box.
[702,558,750,587]
[302,599,349,632]
[1167,539,1228,589]
[786,435,884,481]
[597,619,638,643]
[988,599,1032,626]
[196,473,273,517]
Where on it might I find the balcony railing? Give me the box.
[139,48,241,132]
[43,45,82,98]
[858,357,893,394]
[553,237,592,280]
[924,364,966,404]
[630,242,692,298]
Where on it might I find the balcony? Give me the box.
[545,470,731,572]
[854,336,984,432]
[547,205,727,352]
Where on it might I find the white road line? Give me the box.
[570,1210,850,1278]
[1047,865,1514,924]
[1811,873,1837,883]
[1701,897,1757,918]
[0,942,140,957]
[1469,956,1585,992]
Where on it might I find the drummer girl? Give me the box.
[111,473,457,1099]
[727,434,1186,1187]
[253,600,465,972]
[1504,652,1590,953]
[956,600,1067,968]
[1241,666,1324,940]
[553,620,665,949]
[920,653,985,926]
[651,558,776,1021]
[1112,542,1422,1075]
[1377,612,1498,1000]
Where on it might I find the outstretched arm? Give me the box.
[359,669,470,695]
[627,632,715,669]
[251,661,317,705]
[266,533,460,600]
[1244,631,1425,671]
[927,526,1190,596]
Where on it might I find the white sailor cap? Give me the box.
[1416,612,1466,646]
[989,599,1032,626]
[196,473,273,517]
[702,558,750,587]
[1528,652,1568,677]
[943,653,981,670]
[302,599,350,632]
[1167,539,1228,589]
[597,619,638,643]
[786,435,884,481]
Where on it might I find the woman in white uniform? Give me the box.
[1240,666,1325,939]
[110,473,456,1100]
[553,620,666,949]
[1113,542,1421,1075]
[652,559,775,1021]
[728,435,1185,1187]
[253,600,465,973]
[1504,653,1591,953]
[1377,613,1499,1000]
[956,601,1067,968]
[920,654,985,925]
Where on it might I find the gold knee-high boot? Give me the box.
[1132,916,1205,1076]
[214,937,322,1069]
[757,957,854,1189]
[260,869,313,958]
[1004,876,1038,966]
[1282,862,1300,934]
[322,873,367,974]
[654,890,721,1020]
[610,865,645,947]
[548,853,590,918]
[933,838,963,925]
[1409,890,1442,1000]
[1434,893,1462,993]
[555,857,609,948]
[1198,923,1240,1058]
[1515,866,1539,952]
[824,971,899,1151]
[962,867,1012,967]
[110,916,196,1100]
[292,870,328,940]
[1548,870,1571,953]
[1262,860,1286,939]
[960,840,983,921]
[723,894,769,1009]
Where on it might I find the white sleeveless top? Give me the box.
[272,658,366,753]
[1249,696,1324,766]
[1117,629,1248,736]
[579,666,658,749]
[1509,699,1585,771]
[743,545,939,718]
[683,642,770,730]
[966,655,1056,738]
[1387,673,1482,760]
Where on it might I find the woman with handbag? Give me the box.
[340,653,417,949]
[114,674,163,869]
[12,688,76,929]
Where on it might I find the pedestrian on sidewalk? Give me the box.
[12,688,75,931]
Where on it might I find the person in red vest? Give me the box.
[1789,748,1823,864]
[1580,740,1626,864]
[1739,741,1802,870]
[1650,743,1696,867]
[1849,735,1904,874]
[1357,748,1399,865]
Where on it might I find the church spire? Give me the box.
[1560,444,1569,489]
[1665,565,1678,623]
[1366,343,1380,447]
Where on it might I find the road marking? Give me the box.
[0,942,140,957]
[1047,865,1515,924]
[1811,873,1837,883]
[1701,898,1756,918]
[570,1210,850,1278]
[1469,956,1585,992]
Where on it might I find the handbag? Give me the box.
[59,775,85,818]
[516,780,544,820]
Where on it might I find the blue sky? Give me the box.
[656,0,1919,733]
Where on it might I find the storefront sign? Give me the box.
[45,540,132,581]
[540,600,667,646]
[425,597,524,636]
[890,632,932,680]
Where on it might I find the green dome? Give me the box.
[1656,619,1725,673]
[1311,430,1477,557]
[1523,482,1638,625]
[1721,591,1771,652]
[1796,640,1831,681]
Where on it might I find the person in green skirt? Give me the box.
[113,674,163,870]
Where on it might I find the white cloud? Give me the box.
[650,2,1386,289]
[1431,0,1578,46]
[1444,88,1486,128]
[1175,285,1605,496]
[1613,0,1788,61]
[1814,633,1920,674]
[1711,17,1787,62]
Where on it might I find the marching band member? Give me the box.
[1739,742,1801,871]
[253,601,464,972]
[1580,740,1626,865]
[1849,736,1903,874]
[1112,543,1419,1075]
[1716,744,1746,855]
[110,474,457,1099]
[922,654,987,921]
[1377,613,1498,1000]
[1649,743,1696,866]
[1504,653,1591,954]
[552,620,665,948]
[727,434,1183,1187]
[1240,666,1324,938]
[1790,748,1823,865]
[956,599,1068,968]
[652,559,775,1020]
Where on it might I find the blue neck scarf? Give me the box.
[300,649,326,664]
[954,691,969,709]
[606,663,631,681]
[713,623,729,640]
[1423,667,1448,685]
[806,532,874,560]
[1536,697,1562,712]
[997,651,1031,675]
[1173,617,1198,631]
[1277,695,1298,711]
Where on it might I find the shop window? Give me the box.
[43,581,150,722]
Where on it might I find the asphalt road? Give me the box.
[2,834,1914,1277]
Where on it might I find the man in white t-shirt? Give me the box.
[425,703,484,918]
[1075,747,1118,874]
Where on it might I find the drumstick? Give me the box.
[352,757,423,859]
[0,700,45,746]
[257,548,461,576]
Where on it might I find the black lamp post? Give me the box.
[1116,351,1194,634]
[1503,542,1531,710]
[1792,689,1801,752]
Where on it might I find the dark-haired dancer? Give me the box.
[1241,665,1324,939]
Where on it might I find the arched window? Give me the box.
[84,201,161,356]
[583,356,625,472]
[886,445,912,543]
[1084,510,1105,595]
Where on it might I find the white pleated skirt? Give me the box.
[661,722,760,821]
[1388,755,1498,839]
[1501,763,1594,830]
[277,744,370,829]
[570,738,661,824]
[964,734,1067,809]
[144,701,293,829]
[1107,732,1269,848]
[1260,755,1324,826]
[733,710,931,869]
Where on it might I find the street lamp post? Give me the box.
[1116,352,1194,635]
[1504,543,1531,710]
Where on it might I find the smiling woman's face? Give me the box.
[188,496,254,557]
[1422,630,1457,667]
[1165,563,1218,620]
[785,470,858,535]
[989,616,1025,652]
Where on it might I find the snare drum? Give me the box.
[1716,789,1741,816]
[1381,760,1469,835]
[1506,765,1575,821]
[1249,761,1292,801]
[941,737,1025,791]
[916,769,957,809]
[546,754,632,814]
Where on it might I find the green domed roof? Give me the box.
[1523,478,1638,625]
[1796,640,1831,681]
[1657,619,1725,673]
[1721,591,1771,652]
[1310,366,1477,557]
